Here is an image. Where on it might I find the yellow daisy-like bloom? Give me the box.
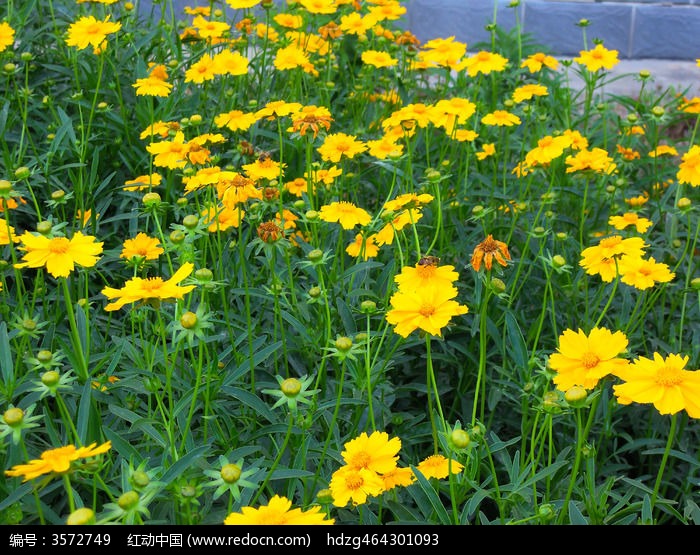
[318,132,368,163]
[123,173,162,192]
[608,212,653,233]
[381,467,415,491]
[319,201,371,230]
[481,110,521,127]
[476,143,496,160]
[203,205,245,233]
[375,209,422,246]
[394,261,459,293]
[613,353,700,418]
[307,165,342,186]
[214,110,259,132]
[512,83,549,103]
[339,12,377,35]
[417,36,467,69]
[415,454,464,480]
[361,50,398,68]
[219,174,263,207]
[0,21,15,52]
[524,134,572,168]
[132,65,173,97]
[146,131,190,169]
[470,235,511,272]
[224,494,333,525]
[5,441,111,482]
[120,233,164,262]
[192,15,230,40]
[346,233,380,260]
[274,13,303,29]
[226,0,262,8]
[680,96,700,114]
[521,52,559,73]
[101,263,196,312]
[366,136,403,160]
[15,231,103,278]
[273,44,312,71]
[549,327,630,391]
[579,235,647,282]
[242,157,285,182]
[329,465,385,507]
[648,144,678,158]
[565,147,617,174]
[461,50,508,77]
[368,2,407,22]
[677,145,700,187]
[255,100,303,121]
[575,43,619,72]
[212,49,249,76]
[618,256,675,290]
[0,223,19,245]
[299,0,338,15]
[185,53,217,83]
[341,431,401,474]
[65,15,121,51]
[385,286,468,338]
[384,193,433,213]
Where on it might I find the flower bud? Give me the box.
[564,385,587,406]
[307,248,324,262]
[195,268,213,282]
[14,166,31,180]
[142,192,161,206]
[180,311,197,329]
[36,221,53,235]
[360,300,377,313]
[450,428,470,449]
[41,370,61,387]
[221,463,242,484]
[117,491,140,511]
[281,377,302,397]
[335,336,353,352]
[66,508,95,525]
[182,214,199,229]
[3,407,24,427]
[552,254,567,268]
[131,470,150,489]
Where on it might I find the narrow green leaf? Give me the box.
[76,380,93,443]
[160,445,211,485]
[0,322,13,384]
[409,466,452,524]
[568,501,588,524]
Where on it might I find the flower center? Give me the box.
[348,452,371,469]
[581,352,600,369]
[419,303,436,317]
[416,265,436,279]
[141,277,165,292]
[599,236,622,249]
[345,473,364,491]
[655,366,682,386]
[48,237,71,254]
[480,236,499,254]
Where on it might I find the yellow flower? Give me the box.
[120,233,164,262]
[65,15,121,51]
[319,201,371,229]
[224,494,333,525]
[226,0,262,8]
[132,65,173,97]
[361,50,398,68]
[299,0,338,15]
[677,145,700,187]
[476,143,496,160]
[341,431,401,474]
[415,454,464,480]
[613,353,700,418]
[123,173,162,192]
[192,15,230,40]
[579,235,647,282]
[274,13,304,29]
[0,21,15,52]
[524,135,572,167]
[618,256,675,290]
[575,43,619,72]
[219,174,263,207]
[648,145,678,158]
[5,442,111,482]
[318,132,367,163]
[512,83,549,103]
[185,53,217,83]
[565,147,617,174]
[368,2,406,21]
[146,131,190,169]
[461,50,508,77]
[255,100,303,121]
[329,465,385,507]
[384,193,433,212]
[242,157,285,182]
[470,235,511,272]
[101,263,196,312]
[0,223,19,245]
[381,467,415,491]
[385,286,468,338]
[521,52,559,73]
[339,12,377,35]
[394,260,459,293]
[202,204,245,232]
[346,233,379,260]
[548,327,630,391]
[375,209,422,246]
[608,212,653,233]
[212,49,249,76]
[15,231,103,278]
[273,44,312,71]
[481,110,521,127]
[417,36,467,69]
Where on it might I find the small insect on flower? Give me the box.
[417,255,440,266]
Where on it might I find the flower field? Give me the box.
[0,0,699,525]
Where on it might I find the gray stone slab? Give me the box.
[405,0,519,48]
[631,4,700,60]
[522,1,632,57]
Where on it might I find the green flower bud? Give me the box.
[221,463,242,484]
[131,470,150,489]
[335,336,353,352]
[281,378,302,397]
[117,491,140,511]
[3,407,24,427]
[180,311,197,329]
[67,508,95,525]
[450,428,470,449]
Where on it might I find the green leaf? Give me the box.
[0,322,13,385]
[568,501,588,524]
[221,386,277,423]
[76,380,93,443]
[160,445,211,485]
[408,466,453,525]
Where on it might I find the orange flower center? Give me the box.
[345,473,364,490]
[479,236,500,254]
[416,265,436,279]
[419,304,436,317]
[141,277,165,292]
[48,237,71,254]
[581,352,600,369]
[348,452,371,469]
[655,366,682,386]
[598,236,622,249]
